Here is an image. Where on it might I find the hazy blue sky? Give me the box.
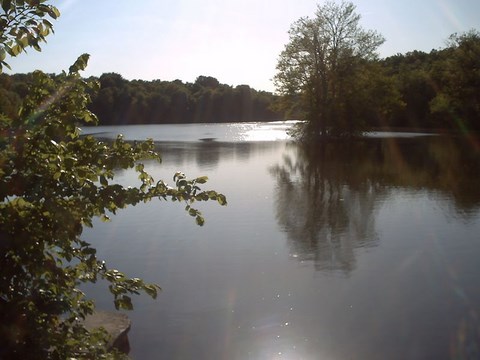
[5,0,480,92]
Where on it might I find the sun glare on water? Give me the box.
[236,121,297,142]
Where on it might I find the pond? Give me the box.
[82,122,480,359]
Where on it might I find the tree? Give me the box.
[194,75,220,90]
[0,0,59,73]
[0,2,226,358]
[274,1,385,139]
[429,30,480,132]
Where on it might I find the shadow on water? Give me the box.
[152,140,274,169]
[270,135,480,274]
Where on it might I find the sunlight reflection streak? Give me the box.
[438,0,462,32]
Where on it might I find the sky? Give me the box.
[5,0,480,92]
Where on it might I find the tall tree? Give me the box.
[274,1,385,138]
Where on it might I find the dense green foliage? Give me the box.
[89,74,281,124]
[274,1,389,138]
[0,1,226,358]
[0,72,282,125]
[274,1,480,139]
[385,30,480,133]
[0,0,59,73]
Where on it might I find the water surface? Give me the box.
[82,123,480,359]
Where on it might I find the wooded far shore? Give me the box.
[1,32,479,133]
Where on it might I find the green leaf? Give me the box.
[69,53,89,73]
[144,284,160,299]
[42,19,53,28]
[195,176,208,184]
[99,175,108,186]
[14,197,28,208]
[47,6,60,19]
[217,194,227,206]
[10,44,23,56]
[1,60,11,70]
[140,141,151,151]
[196,216,205,226]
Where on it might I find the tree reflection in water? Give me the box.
[271,140,382,274]
[271,135,480,274]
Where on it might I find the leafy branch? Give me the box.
[0,53,226,358]
[0,0,60,72]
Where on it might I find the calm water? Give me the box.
[82,122,480,360]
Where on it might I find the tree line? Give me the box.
[2,27,479,133]
[380,33,480,132]
[0,72,282,125]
